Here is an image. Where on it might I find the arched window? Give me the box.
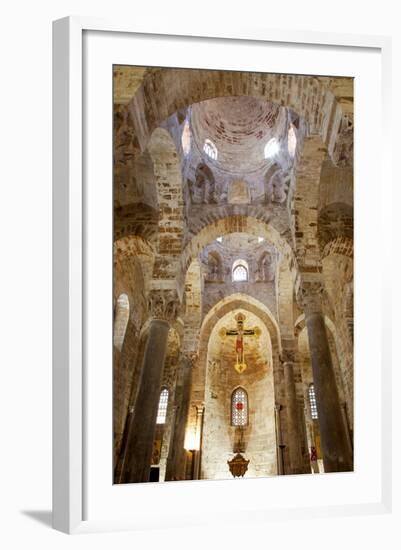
[181,119,191,155]
[288,124,297,157]
[203,138,218,160]
[308,384,318,420]
[113,293,129,351]
[264,137,280,159]
[156,388,169,424]
[232,259,249,282]
[231,387,248,426]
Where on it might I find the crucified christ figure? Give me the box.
[219,312,260,373]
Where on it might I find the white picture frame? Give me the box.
[52,16,392,534]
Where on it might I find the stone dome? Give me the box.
[190,96,287,174]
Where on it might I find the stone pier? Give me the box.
[122,290,178,483]
[299,281,353,473]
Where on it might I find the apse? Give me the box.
[202,309,276,480]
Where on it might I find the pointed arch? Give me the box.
[232,259,249,282]
[178,213,297,298]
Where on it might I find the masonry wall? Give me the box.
[201,313,276,480]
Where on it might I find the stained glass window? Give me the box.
[156,388,169,424]
[231,387,248,426]
[309,384,318,420]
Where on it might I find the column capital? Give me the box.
[148,289,179,322]
[196,403,205,416]
[181,351,198,368]
[297,279,324,316]
[279,340,297,365]
[280,351,296,366]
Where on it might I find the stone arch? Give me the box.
[294,144,353,270]
[114,149,158,211]
[125,70,350,165]
[114,234,155,292]
[113,234,156,475]
[321,235,353,260]
[114,202,159,243]
[295,313,338,342]
[147,127,185,283]
[196,294,280,407]
[319,158,353,210]
[195,294,279,478]
[178,213,296,298]
[200,293,281,358]
[318,202,353,251]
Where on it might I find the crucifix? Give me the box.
[219,312,260,373]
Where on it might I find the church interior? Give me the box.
[112,66,354,483]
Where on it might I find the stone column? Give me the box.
[193,405,205,480]
[274,403,285,475]
[165,352,195,481]
[321,237,354,429]
[281,347,306,475]
[122,289,178,483]
[298,280,353,472]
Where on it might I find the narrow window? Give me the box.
[232,259,249,282]
[156,388,169,424]
[203,138,218,160]
[231,387,249,426]
[288,124,297,157]
[264,137,279,159]
[309,384,318,420]
[181,119,191,155]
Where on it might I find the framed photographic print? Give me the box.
[52,17,392,534]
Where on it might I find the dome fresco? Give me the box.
[190,96,289,173]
